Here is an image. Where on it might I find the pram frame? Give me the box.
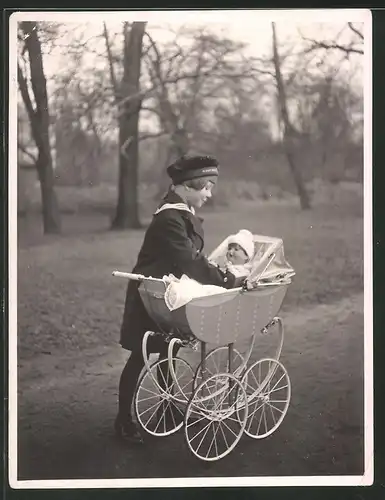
[112,235,294,460]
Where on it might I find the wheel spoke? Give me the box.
[146,402,163,427]
[136,358,195,437]
[186,413,208,428]
[169,403,177,429]
[196,348,243,384]
[206,421,221,458]
[138,398,163,417]
[214,385,230,411]
[263,404,268,433]
[179,378,192,394]
[256,403,264,435]
[139,385,163,397]
[226,413,244,424]
[196,421,214,453]
[266,384,289,395]
[221,418,240,439]
[241,359,290,439]
[153,401,171,432]
[218,420,230,449]
[268,373,286,393]
[186,372,247,461]
[247,400,265,419]
[213,423,219,457]
[249,370,262,394]
[266,402,285,414]
[212,352,219,373]
[172,403,184,417]
[189,419,213,443]
[157,364,167,386]
[268,401,277,426]
[137,393,161,404]
[266,363,272,392]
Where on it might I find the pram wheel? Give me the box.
[193,346,245,389]
[134,357,195,437]
[184,372,248,461]
[240,358,291,439]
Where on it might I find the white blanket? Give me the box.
[164,275,226,311]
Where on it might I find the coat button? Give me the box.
[224,277,228,283]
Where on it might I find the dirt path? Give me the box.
[15,293,365,483]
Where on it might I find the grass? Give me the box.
[17,199,363,361]
[15,196,366,479]
[18,302,364,479]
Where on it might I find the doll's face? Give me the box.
[226,243,249,265]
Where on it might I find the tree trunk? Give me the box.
[154,128,190,200]
[19,21,61,233]
[170,128,190,158]
[111,22,145,230]
[271,23,311,210]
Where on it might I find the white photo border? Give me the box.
[8,8,373,489]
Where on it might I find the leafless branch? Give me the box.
[17,142,37,163]
[348,22,364,40]
[252,67,275,78]
[42,34,104,54]
[164,47,184,80]
[115,66,251,119]
[181,37,207,130]
[144,31,164,81]
[140,105,162,117]
[300,33,363,56]
[103,22,119,99]
[120,136,133,159]
[139,131,169,142]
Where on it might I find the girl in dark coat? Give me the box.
[115,155,238,443]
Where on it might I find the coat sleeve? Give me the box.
[154,213,237,288]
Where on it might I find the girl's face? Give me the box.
[186,181,215,208]
[226,243,249,265]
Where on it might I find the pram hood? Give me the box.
[209,233,295,284]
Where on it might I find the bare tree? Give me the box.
[271,22,311,210]
[18,21,61,233]
[100,25,255,181]
[104,21,146,229]
[141,27,256,196]
[300,74,362,182]
[51,66,116,187]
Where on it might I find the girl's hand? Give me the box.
[241,279,254,291]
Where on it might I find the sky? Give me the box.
[12,9,369,139]
[13,9,369,80]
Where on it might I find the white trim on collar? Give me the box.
[154,203,196,216]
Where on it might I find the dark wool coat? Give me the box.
[119,190,237,353]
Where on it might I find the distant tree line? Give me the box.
[17,20,364,233]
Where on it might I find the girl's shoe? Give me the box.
[114,416,143,444]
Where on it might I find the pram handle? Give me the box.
[112,271,165,282]
[112,271,145,281]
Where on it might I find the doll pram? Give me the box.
[113,234,295,462]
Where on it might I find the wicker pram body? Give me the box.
[138,278,288,346]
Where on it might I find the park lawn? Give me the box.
[16,199,366,479]
[16,201,363,361]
